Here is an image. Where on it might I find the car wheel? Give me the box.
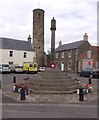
[78,73,80,77]
[79,73,82,77]
[90,74,93,78]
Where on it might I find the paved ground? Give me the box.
[1,73,98,119]
[1,73,97,104]
[2,103,97,118]
[1,73,36,87]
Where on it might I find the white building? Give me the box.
[0,37,35,66]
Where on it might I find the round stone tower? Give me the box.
[33,9,45,67]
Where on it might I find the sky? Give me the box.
[0,0,97,53]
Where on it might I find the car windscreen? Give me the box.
[15,66,22,68]
[29,64,33,67]
[34,64,37,67]
[86,68,95,71]
[2,64,9,67]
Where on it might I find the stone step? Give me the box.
[32,90,77,94]
[37,74,68,78]
[31,84,80,91]
[31,75,73,80]
[27,68,81,94]
[38,69,66,74]
[31,78,74,83]
[38,76,70,79]
[39,71,67,74]
[44,68,62,72]
[29,81,79,86]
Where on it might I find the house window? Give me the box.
[9,62,13,65]
[96,62,99,69]
[62,51,64,58]
[9,51,13,57]
[68,61,72,70]
[75,49,78,58]
[68,50,72,58]
[56,53,58,58]
[87,50,91,58]
[24,52,27,58]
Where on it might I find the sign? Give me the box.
[50,63,56,68]
[88,61,92,65]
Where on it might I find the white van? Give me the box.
[0,64,11,73]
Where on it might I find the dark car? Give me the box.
[77,67,99,78]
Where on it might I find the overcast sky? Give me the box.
[0,0,97,52]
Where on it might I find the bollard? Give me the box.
[13,76,16,83]
[89,77,92,84]
[0,81,1,89]
[79,87,84,101]
[26,89,28,95]
[15,84,18,92]
[20,87,26,101]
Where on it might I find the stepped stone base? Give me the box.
[26,68,81,94]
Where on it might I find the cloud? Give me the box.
[0,0,97,52]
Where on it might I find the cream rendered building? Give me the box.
[0,37,35,67]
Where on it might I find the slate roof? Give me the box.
[0,37,34,51]
[55,40,86,52]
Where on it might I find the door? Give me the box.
[61,62,64,71]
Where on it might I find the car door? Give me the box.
[85,68,91,77]
[81,68,89,77]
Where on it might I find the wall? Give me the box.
[78,46,99,70]
[56,49,78,72]
[0,49,2,64]
[0,49,35,65]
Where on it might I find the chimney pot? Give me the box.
[83,33,88,41]
[28,35,31,43]
[59,41,62,46]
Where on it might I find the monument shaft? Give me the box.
[50,17,56,62]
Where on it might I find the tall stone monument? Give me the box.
[50,17,56,62]
[33,9,45,67]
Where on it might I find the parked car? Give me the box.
[22,62,38,73]
[14,66,23,73]
[77,67,99,78]
[0,64,11,73]
[38,67,45,72]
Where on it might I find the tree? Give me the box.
[47,49,51,55]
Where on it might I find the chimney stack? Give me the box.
[28,35,31,43]
[83,33,88,41]
[59,41,62,46]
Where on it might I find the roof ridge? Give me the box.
[55,40,87,52]
[1,37,27,43]
[61,40,84,46]
[0,37,34,52]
